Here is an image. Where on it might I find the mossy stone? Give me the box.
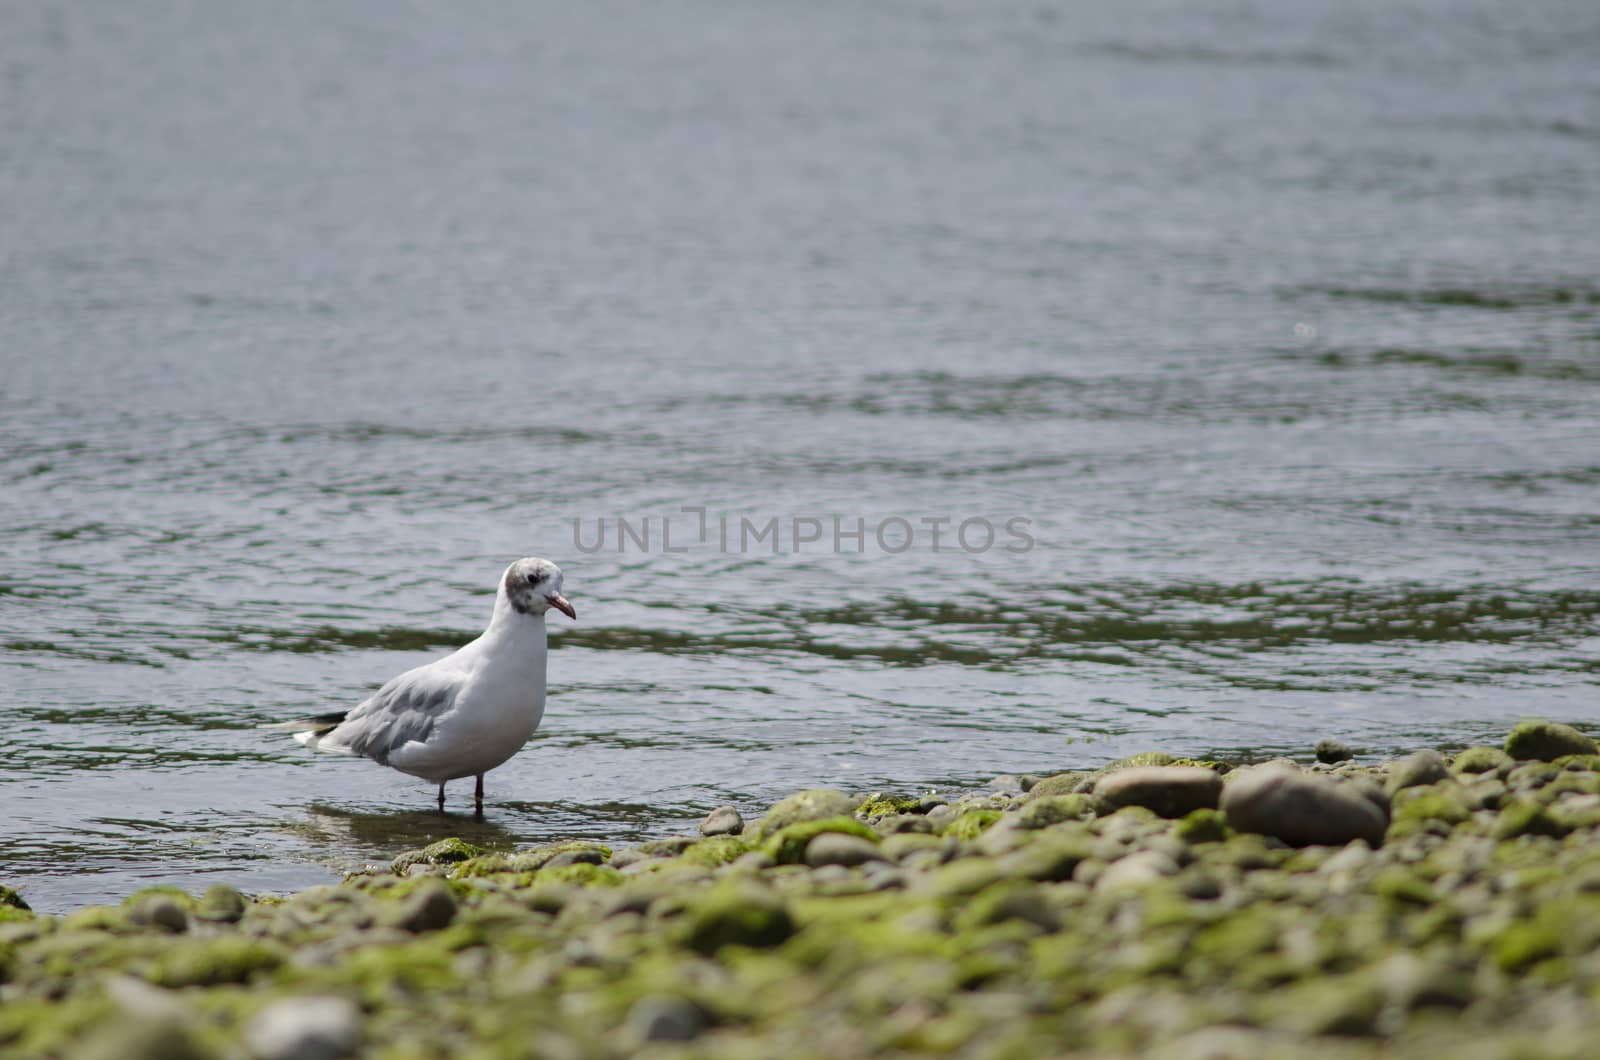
[1023,772,1093,800]
[392,838,488,873]
[148,937,284,987]
[751,789,861,839]
[1493,799,1571,840]
[942,810,1003,840]
[678,886,794,954]
[679,836,751,867]
[1452,746,1511,774]
[1175,808,1231,845]
[762,817,877,865]
[194,884,247,924]
[0,885,30,912]
[1505,720,1597,762]
[511,840,612,871]
[383,879,458,933]
[1015,795,1093,830]
[856,792,923,817]
[1386,750,1451,793]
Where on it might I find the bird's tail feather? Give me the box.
[259,711,348,735]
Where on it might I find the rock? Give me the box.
[391,838,486,874]
[1095,850,1180,892]
[678,886,794,954]
[0,884,30,911]
[762,817,878,864]
[1094,766,1223,818]
[626,996,706,1043]
[804,833,886,868]
[637,836,698,857]
[129,895,190,934]
[1387,750,1452,793]
[699,806,744,836]
[384,881,457,933]
[194,884,247,923]
[1221,765,1389,847]
[1024,772,1094,800]
[729,850,775,872]
[1315,738,1354,764]
[751,789,859,839]
[1505,720,1597,761]
[245,997,361,1060]
[1451,745,1511,774]
[543,848,608,869]
[78,1017,216,1060]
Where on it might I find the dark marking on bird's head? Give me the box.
[502,557,570,618]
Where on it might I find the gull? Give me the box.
[267,557,576,817]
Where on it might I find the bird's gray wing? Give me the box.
[334,665,459,765]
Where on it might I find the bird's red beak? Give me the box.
[546,593,576,620]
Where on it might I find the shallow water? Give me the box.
[3,0,1598,912]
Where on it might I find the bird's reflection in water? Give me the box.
[300,799,695,861]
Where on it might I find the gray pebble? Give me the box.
[1222,765,1390,847]
[1387,750,1452,793]
[245,997,361,1060]
[1315,738,1354,764]
[1094,766,1223,818]
[804,833,886,868]
[626,996,705,1043]
[699,806,744,837]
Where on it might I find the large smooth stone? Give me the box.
[1221,765,1389,847]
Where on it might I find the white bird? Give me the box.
[268,557,576,816]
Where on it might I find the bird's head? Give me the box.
[503,557,576,620]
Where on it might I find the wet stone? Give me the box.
[245,997,361,1060]
[1221,765,1390,847]
[194,884,247,924]
[804,833,886,868]
[699,806,744,836]
[1504,720,1598,762]
[1094,766,1223,818]
[626,996,706,1043]
[385,881,457,933]
[129,895,189,934]
[1315,739,1355,764]
[1387,750,1452,793]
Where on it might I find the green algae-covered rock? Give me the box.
[942,810,1003,840]
[391,837,488,874]
[679,836,751,867]
[677,885,794,954]
[193,884,246,924]
[1492,799,1571,840]
[1174,808,1231,845]
[1452,745,1511,774]
[751,789,860,839]
[1505,719,1597,761]
[762,817,878,864]
[382,879,458,933]
[1022,772,1092,800]
[0,886,30,913]
[1015,795,1093,830]
[856,792,923,818]
[148,937,285,988]
[511,840,611,871]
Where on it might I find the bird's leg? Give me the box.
[437,782,446,814]
[474,774,485,818]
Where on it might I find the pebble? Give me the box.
[804,833,886,868]
[128,895,189,934]
[384,881,457,933]
[245,997,361,1060]
[1387,750,1452,793]
[1315,738,1354,764]
[1094,849,1181,892]
[1504,719,1598,761]
[1094,766,1223,818]
[699,806,744,836]
[626,996,705,1043]
[1221,765,1390,847]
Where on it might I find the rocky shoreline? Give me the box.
[6,719,1600,1058]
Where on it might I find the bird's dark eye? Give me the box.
[526,572,541,585]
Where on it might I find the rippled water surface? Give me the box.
[4,0,1599,911]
